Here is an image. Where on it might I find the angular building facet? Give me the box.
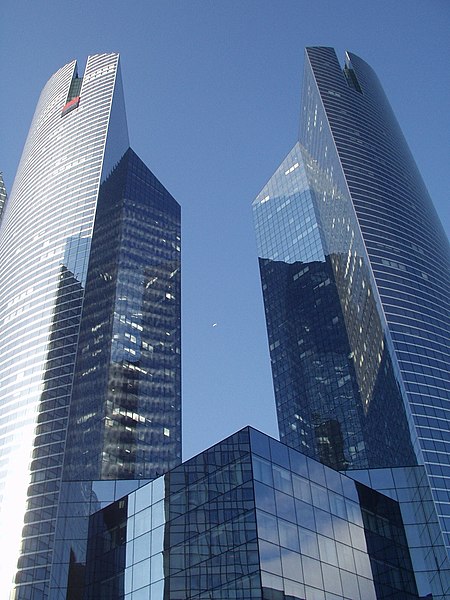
[0,54,181,598]
[253,47,450,558]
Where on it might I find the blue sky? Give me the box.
[2,1,449,460]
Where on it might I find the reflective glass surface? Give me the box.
[348,465,450,599]
[253,143,415,471]
[63,148,181,482]
[85,427,423,599]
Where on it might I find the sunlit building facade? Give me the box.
[0,54,181,598]
[253,47,450,564]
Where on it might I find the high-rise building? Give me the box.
[0,54,181,598]
[253,46,450,560]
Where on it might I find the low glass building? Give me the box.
[82,427,450,599]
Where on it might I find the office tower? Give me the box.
[0,54,181,598]
[253,47,450,557]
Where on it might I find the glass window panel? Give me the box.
[272,464,293,494]
[304,586,325,600]
[253,456,274,486]
[324,467,343,495]
[135,485,152,514]
[284,578,305,598]
[259,539,282,575]
[257,510,279,544]
[275,490,296,522]
[314,508,333,537]
[289,447,309,477]
[134,507,151,537]
[336,540,355,572]
[321,563,342,595]
[311,482,329,511]
[278,519,300,552]
[332,516,351,545]
[357,576,377,600]
[261,571,284,592]
[318,535,338,566]
[150,552,164,583]
[270,438,290,466]
[369,468,394,490]
[346,500,363,526]
[341,570,360,599]
[254,481,276,514]
[151,525,164,556]
[132,557,150,590]
[349,522,366,551]
[329,492,347,519]
[152,476,165,503]
[250,428,271,458]
[133,532,151,564]
[341,476,359,502]
[280,546,302,581]
[125,566,132,594]
[131,587,150,600]
[307,460,326,486]
[126,516,135,544]
[302,555,323,589]
[295,499,315,531]
[150,579,164,600]
[292,474,312,503]
[151,500,164,529]
[92,480,115,503]
[299,526,319,559]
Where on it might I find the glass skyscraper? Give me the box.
[253,47,450,560]
[0,54,181,598]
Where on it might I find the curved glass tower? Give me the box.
[0,54,181,598]
[254,48,450,556]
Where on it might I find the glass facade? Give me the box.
[63,148,181,483]
[253,144,415,471]
[347,465,450,598]
[253,47,450,559]
[83,427,443,599]
[0,55,181,598]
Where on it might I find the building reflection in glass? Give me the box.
[254,145,415,472]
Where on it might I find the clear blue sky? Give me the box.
[1,1,449,460]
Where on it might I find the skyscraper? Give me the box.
[0,54,181,598]
[253,48,450,556]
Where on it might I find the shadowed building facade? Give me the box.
[0,54,181,598]
[253,47,450,560]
